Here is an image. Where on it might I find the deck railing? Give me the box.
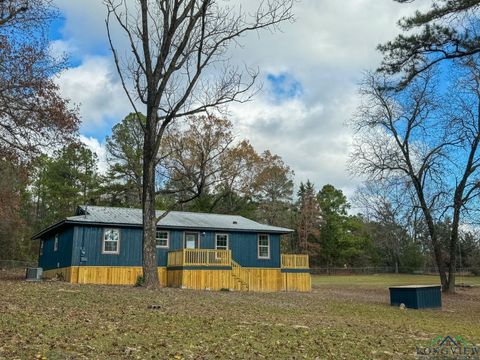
[281,254,309,269]
[167,249,231,267]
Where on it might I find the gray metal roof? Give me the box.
[63,205,293,234]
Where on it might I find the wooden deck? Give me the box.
[165,250,311,292]
[43,250,310,292]
[167,249,231,267]
[281,254,309,269]
[167,250,309,269]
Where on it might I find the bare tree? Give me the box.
[353,180,420,273]
[104,0,294,288]
[351,63,480,292]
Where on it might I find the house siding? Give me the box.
[67,225,281,268]
[72,226,143,267]
[229,232,281,268]
[38,227,74,270]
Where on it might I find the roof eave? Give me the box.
[34,219,294,235]
[31,219,68,240]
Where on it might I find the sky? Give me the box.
[50,0,418,199]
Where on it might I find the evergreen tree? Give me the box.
[33,143,100,228]
[104,113,145,207]
[317,184,349,267]
[379,0,480,86]
[317,185,375,267]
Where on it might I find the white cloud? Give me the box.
[48,39,77,61]
[230,89,359,196]
[54,0,109,54]
[223,0,420,197]
[53,0,421,198]
[79,135,108,174]
[54,56,133,134]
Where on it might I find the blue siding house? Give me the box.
[33,206,311,292]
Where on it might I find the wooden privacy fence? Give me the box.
[167,249,231,267]
[281,254,309,269]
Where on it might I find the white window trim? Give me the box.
[155,230,170,249]
[257,234,270,260]
[102,228,121,255]
[39,240,44,256]
[215,233,229,250]
[53,234,59,252]
[183,231,200,249]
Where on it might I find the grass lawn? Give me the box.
[1,272,479,359]
[312,273,480,288]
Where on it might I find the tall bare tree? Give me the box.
[105,0,294,288]
[351,62,480,292]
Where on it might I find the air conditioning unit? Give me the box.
[25,267,43,281]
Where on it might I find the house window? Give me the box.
[184,232,200,249]
[156,230,169,248]
[258,234,270,259]
[215,234,229,250]
[54,234,59,252]
[39,240,44,256]
[102,229,120,254]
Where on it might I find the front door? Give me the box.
[184,232,199,249]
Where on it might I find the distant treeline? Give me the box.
[3,112,480,272]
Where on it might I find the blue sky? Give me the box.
[50,0,418,197]
[266,73,304,103]
[48,16,306,141]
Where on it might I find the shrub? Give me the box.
[135,275,145,287]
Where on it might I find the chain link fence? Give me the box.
[310,266,480,276]
[0,260,37,270]
[1,260,478,277]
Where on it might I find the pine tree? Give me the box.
[317,184,350,267]
[379,0,480,86]
[33,143,100,228]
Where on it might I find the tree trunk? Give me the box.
[142,121,160,289]
[428,225,448,291]
[137,176,143,207]
[445,207,461,293]
[412,181,449,291]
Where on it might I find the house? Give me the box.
[32,206,311,292]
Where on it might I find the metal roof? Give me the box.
[46,205,292,235]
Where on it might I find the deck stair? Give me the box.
[231,259,249,291]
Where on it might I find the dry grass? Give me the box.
[1,271,479,359]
